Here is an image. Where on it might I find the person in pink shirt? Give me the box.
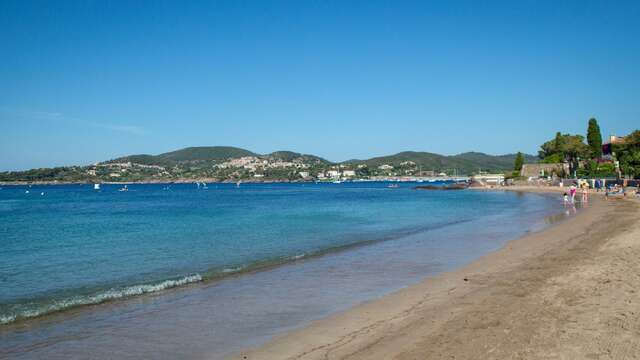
[569,184,577,203]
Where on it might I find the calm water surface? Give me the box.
[0,182,566,359]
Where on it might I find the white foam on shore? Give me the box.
[0,274,203,325]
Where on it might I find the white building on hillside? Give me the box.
[326,170,340,178]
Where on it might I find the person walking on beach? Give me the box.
[563,192,570,205]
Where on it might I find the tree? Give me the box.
[614,130,640,178]
[554,132,563,154]
[586,118,603,159]
[514,152,524,172]
[538,133,589,177]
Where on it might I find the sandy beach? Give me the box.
[234,192,640,359]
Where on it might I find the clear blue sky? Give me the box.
[1,0,639,171]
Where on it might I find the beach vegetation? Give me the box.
[580,160,617,178]
[514,152,524,172]
[538,133,589,174]
[586,118,603,159]
[613,130,640,178]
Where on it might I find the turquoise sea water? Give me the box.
[0,182,565,359]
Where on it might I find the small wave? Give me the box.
[221,266,244,273]
[291,253,306,260]
[0,274,202,325]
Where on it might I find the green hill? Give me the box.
[157,146,257,162]
[104,147,331,166]
[343,151,536,174]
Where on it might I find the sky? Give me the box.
[1,0,639,171]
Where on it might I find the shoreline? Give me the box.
[233,191,639,359]
[0,178,463,186]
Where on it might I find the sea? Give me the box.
[0,182,568,359]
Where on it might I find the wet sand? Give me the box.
[234,193,640,359]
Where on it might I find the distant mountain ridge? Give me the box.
[344,151,537,173]
[103,146,332,166]
[0,146,537,183]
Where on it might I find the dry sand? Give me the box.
[232,192,640,360]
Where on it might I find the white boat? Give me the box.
[94,184,100,190]
[332,180,342,184]
[202,182,208,189]
[118,185,129,192]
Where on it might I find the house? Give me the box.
[603,134,628,155]
[378,164,394,171]
[473,174,505,186]
[342,170,356,177]
[400,161,416,166]
[298,171,310,178]
[326,170,340,178]
[317,172,326,179]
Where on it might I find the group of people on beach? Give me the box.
[604,183,640,199]
[563,181,589,205]
[563,179,640,204]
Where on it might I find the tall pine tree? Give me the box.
[514,152,524,172]
[587,118,603,159]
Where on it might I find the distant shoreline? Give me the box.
[0,179,302,186]
[0,177,467,186]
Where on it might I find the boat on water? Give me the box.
[387,184,399,188]
[94,184,100,190]
[414,182,468,190]
[118,185,129,192]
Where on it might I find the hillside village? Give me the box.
[71,157,449,183]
